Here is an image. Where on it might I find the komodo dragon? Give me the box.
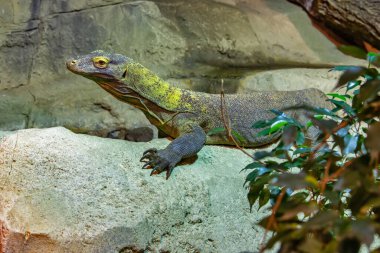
[66,50,332,178]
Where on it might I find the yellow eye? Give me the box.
[92,56,110,69]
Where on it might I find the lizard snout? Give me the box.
[66,59,77,67]
[66,59,80,73]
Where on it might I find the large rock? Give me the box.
[0,127,270,252]
[0,0,365,136]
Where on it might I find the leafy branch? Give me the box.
[245,52,380,253]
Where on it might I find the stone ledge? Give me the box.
[0,127,268,252]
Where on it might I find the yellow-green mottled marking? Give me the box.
[125,63,192,112]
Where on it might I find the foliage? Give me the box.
[245,52,380,253]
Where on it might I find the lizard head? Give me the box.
[66,50,132,82]
[67,51,186,112]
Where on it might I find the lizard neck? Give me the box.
[97,80,179,127]
[124,63,196,112]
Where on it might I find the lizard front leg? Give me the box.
[140,124,206,179]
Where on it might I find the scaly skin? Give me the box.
[66,50,332,178]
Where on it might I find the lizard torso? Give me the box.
[96,62,331,147]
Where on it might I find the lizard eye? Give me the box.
[92,56,110,69]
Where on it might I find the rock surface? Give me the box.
[0,0,365,137]
[0,77,157,140]
[237,68,341,93]
[0,127,270,253]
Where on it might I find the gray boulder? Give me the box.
[0,127,270,253]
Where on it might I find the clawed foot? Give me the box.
[140,148,175,179]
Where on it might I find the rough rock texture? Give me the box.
[0,0,365,137]
[237,68,341,93]
[0,127,270,253]
[289,0,380,49]
[0,77,157,140]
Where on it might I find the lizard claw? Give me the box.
[149,162,173,179]
[143,148,157,156]
[150,165,163,176]
[166,165,174,180]
[140,152,155,162]
[142,160,156,169]
[141,148,179,179]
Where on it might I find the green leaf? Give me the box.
[328,99,356,116]
[265,160,280,167]
[258,187,270,210]
[306,121,313,129]
[313,107,339,117]
[244,167,271,185]
[327,93,350,101]
[347,80,361,91]
[245,170,259,185]
[270,120,288,134]
[252,119,274,129]
[242,162,264,171]
[283,158,305,169]
[247,181,265,212]
[207,127,225,136]
[367,52,380,64]
[296,131,305,145]
[257,127,271,137]
[253,150,272,160]
[332,65,360,72]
